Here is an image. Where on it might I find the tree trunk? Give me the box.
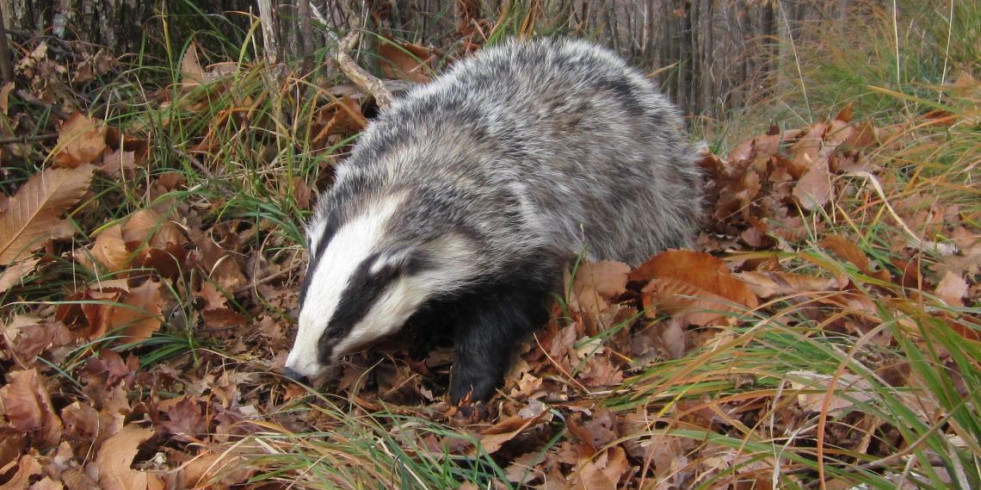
[2,0,255,61]
[0,0,856,116]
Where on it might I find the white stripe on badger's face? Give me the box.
[285,194,404,379]
[305,214,329,258]
[330,233,478,359]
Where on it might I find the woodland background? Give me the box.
[0,1,979,489]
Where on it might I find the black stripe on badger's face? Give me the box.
[315,251,406,364]
[286,194,449,381]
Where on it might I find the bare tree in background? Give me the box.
[0,0,853,116]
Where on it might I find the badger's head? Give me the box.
[284,190,477,383]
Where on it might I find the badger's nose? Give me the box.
[283,367,309,385]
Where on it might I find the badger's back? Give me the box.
[332,37,701,267]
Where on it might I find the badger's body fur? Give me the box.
[286,38,702,403]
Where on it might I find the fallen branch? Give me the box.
[334,30,394,109]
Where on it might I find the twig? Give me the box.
[15,89,72,120]
[334,30,394,109]
[234,261,303,295]
[0,133,58,144]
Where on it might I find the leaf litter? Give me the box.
[0,36,978,489]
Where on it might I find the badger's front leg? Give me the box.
[449,283,549,404]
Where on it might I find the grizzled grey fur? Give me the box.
[286,37,702,403]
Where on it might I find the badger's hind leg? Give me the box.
[448,281,550,404]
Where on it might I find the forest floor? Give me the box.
[1,30,979,490]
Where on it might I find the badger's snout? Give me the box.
[283,367,309,384]
[284,308,332,382]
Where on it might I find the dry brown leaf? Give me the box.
[0,165,95,265]
[95,424,158,490]
[821,235,890,281]
[788,370,875,413]
[0,82,13,115]
[643,277,743,327]
[189,230,247,291]
[61,401,101,446]
[577,355,624,388]
[0,257,39,294]
[935,271,968,307]
[735,271,839,298]
[160,397,207,442]
[576,261,630,299]
[835,103,854,123]
[378,39,437,83]
[844,120,879,148]
[122,209,165,245]
[0,454,43,489]
[0,369,63,447]
[181,449,253,488]
[201,308,248,330]
[98,148,138,178]
[54,114,107,167]
[631,250,758,309]
[793,159,833,210]
[573,447,629,490]
[570,260,630,323]
[180,43,206,85]
[111,279,164,343]
[474,411,548,455]
[505,451,546,485]
[90,223,129,271]
[311,97,367,148]
[2,315,66,363]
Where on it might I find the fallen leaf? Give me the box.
[95,424,158,490]
[378,39,437,83]
[576,261,630,299]
[633,251,758,326]
[0,257,40,294]
[0,165,95,265]
[98,148,138,178]
[735,271,839,298]
[573,447,629,490]
[61,401,101,446]
[90,223,129,271]
[2,315,65,363]
[577,355,623,388]
[844,120,879,148]
[111,279,164,343]
[181,449,253,488]
[631,251,757,307]
[54,113,107,167]
[935,271,968,307]
[0,369,63,447]
[505,451,546,485]
[0,454,43,489]
[821,235,890,281]
[180,43,206,85]
[160,397,207,442]
[474,411,548,455]
[788,370,874,412]
[793,159,833,210]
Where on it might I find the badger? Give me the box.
[285,37,702,403]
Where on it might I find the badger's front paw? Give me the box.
[449,365,500,405]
